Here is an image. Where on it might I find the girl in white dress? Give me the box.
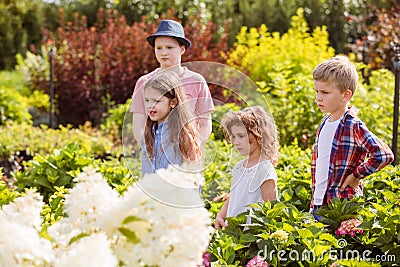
[215,106,279,229]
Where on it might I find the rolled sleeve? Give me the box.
[353,122,394,179]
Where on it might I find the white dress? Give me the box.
[226,159,278,218]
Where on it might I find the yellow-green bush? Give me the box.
[226,8,334,84]
[0,70,50,126]
[352,68,394,146]
[226,8,393,149]
[0,71,30,96]
[0,86,32,125]
[0,168,19,207]
[0,123,114,160]
[226,8,335,147]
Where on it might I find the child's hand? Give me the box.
[214,216,227,229]
[339,173,360,192]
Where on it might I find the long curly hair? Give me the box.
[221,105,279,165]
[143,71,200,161]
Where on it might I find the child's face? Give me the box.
[314,80,352,120]
[230,124,260,157]
[154,36,185,69]
[144,87,175,123]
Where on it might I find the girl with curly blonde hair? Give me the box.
[215,106,279,228]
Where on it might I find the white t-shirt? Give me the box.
[314,117,340,205]
[226,159,277,218]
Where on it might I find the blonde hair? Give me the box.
[221,105,279,165]
[313,55,359,94]
[143,71,200,161]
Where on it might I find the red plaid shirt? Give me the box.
[311,106,394,207]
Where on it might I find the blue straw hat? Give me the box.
[147,20,192,49]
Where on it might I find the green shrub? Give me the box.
[27,90,51,126]
[352,68,394,146]
[96,157,138,193]
[0,71,30,96]
[227,8,334,84]
[0,70,50,126]
[16,50,49,91]
[206,138,400,266]
[13,143,97,202]
[13,142,135,203]
[40,186,69,227]
[211,103,242,141]
[0,168,19,207]
[226,8,335,147]
[0,123,114,160]
[209,201,338,266]
[0,86,32,125]
[225,8,394,150]
[100,98,131,144]
[277,140,312,211]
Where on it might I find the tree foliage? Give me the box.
[226,8,335,147]
[347,2,400,73]
[0,0,45,69]
[225,8,395,148]
[1,0,398,71]
[24,8,228,125]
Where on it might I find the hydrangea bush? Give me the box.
[0,190,54,266]
[1,165,213,267]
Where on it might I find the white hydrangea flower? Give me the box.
[11,164,214,267]
[138,167,204,208]
[0,191,54,266]
[156,162,205,188]
[53,233,118,267]
[118,166,213,266]
[0,189,44,231]
[62,166,120,231]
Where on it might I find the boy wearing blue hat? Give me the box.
[131,20,214,143]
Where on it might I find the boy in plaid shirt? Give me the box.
[310,55,394,219]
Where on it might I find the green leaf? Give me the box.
[381,190,398,202]
[62,150,74,159]
[294,185,309,201]
[282,222,295,232]
[298,228,313,239]
[75,158,94,166]
[35,176,53,189]
[122,215,143,224]
[45,167,58,178]
[47,175,58,184]
[54,174,73,187]
[259,233,270,240]
[68,232,89,245]
[233,243,248,250]
[46,160,58,170]
[371,202,389,217]
[282,189,294,201]
[118,227,140,244]
[240,233,257,243]
[318,233,337,244]
[313,244,331,257]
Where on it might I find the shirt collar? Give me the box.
[152,121,168,134]
[344,105,359,119]
[154,67,187,77]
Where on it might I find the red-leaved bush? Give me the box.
[36,8,229,125]
[347,3,399,73]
